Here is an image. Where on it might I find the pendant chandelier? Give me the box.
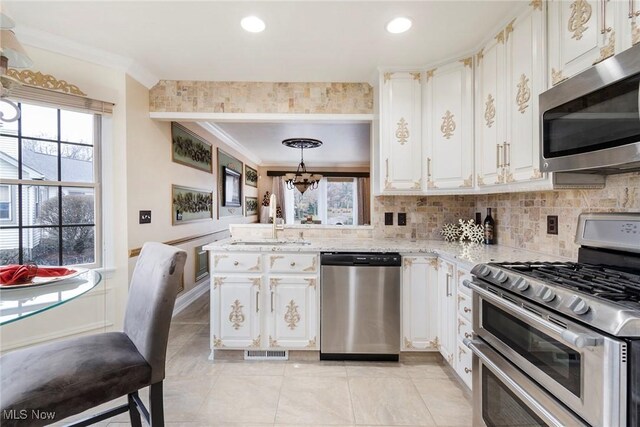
[282,138,323,194]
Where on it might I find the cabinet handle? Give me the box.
[465,332,473,339]
[464,307,472,313]
[504,142,510,167]
[427,157,432,178]
[601,0,612,33]
[270,291,274,313]
[446,273,452,297]
[465,367,472,374]
[256,291,260,313]
[386,158,389,180]
[496,144,503,169]
[290,262,296,267]
[233,261,239,266]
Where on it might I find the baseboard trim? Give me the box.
[173,279,209,316]
[1,321,114,353]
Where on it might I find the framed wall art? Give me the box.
[244,164,258,187]
[171,122,213,173]
[172,185,213,225]
[245,196,258,216]
[223,167,242,207]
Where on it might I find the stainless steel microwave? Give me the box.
[540,43,640,174]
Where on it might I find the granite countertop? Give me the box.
[203,238,571,269]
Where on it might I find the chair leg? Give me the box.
[149,381,165,426]
[128,392,143,427]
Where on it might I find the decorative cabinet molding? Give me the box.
[423,60,474,191]
[401,256,439,351]
[210,252,319,354]
[548,0,615,85]
[380,71,423,192]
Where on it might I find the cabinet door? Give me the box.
[475,34,506,187]
[436,259,456,366]
[616,0,640,51]
[402,256,439,351]
[424,60,474,190]
[267,276,318,349]
[505,5,547,182]
[211,275,261,349]
[548,0,615,86]
[380,71,423,192]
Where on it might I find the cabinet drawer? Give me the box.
[457,314,473,342]
[268,253,318,273]
[456,339,472,389]
[457,290,472,321]
[212,253,262,273]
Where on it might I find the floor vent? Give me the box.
[244,350,288,360]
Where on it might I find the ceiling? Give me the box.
[212,121,371,167]
[6,1,521,84]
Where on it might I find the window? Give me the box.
[0,185,11,220]
[0,102,100,267]
[285,177,358,225]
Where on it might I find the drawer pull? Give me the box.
[464,307,472,313]
[465,332,472,339]
[465,367,472,374]
[233,261,239,266]
[290,262,296,267]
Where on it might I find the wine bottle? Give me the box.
[483,208,495,245]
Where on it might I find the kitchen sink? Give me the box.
[228,240,312,246]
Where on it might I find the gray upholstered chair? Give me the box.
[0,242,187,427]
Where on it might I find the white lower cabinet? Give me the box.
[210,252,319,353]
[211,275,262,349]
[454,267,474,389]
[401,256,439,351]
[437,259,457,366]
[267,275,318,349]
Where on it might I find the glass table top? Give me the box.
[0,269,102,326]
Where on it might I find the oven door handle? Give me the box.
[464,280,602,349]
[464,338,584,427]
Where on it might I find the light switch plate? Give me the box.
[547,215,558,235]
[398,212,407,226]
[385,212,394,226]
[139,210,152,224]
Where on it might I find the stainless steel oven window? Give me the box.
[482,300,582,396]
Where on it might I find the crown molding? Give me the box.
[196,122,263,166]
[16,25,159,89]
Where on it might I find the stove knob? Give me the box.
[477,265,492,277]
[537,286,556,303]
[512,277,530,292]
[568,296,590,315]
[493,271,509,283]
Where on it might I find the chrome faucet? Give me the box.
[269,193,284,239]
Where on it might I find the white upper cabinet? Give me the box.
[424,60,475,191]
[505,4,546,182]
[548,0,616,86]
[380,71,423,193]
[475,34,506,188]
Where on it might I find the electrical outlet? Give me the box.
[139,210,152,224]
[547,215,558,235]
[398,212,407,226]
[385,212,394,226]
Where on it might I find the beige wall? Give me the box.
[125,82,259,293]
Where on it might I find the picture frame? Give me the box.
[217,149,243,218]
[245,196,258,216]
[223,167,242,207]
[171,122,213,173]
[195,244,210,282]
[172,185,214,225]
[244,165,258,188]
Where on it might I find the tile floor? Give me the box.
[55,292,473,427]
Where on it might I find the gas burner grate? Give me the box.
[492,262,640,305]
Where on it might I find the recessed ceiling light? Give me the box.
[241,16,266,33]
[386,17,412,34]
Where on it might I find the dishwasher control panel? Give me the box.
[321,252,402,267]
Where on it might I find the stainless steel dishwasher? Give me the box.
[320,252,401,361]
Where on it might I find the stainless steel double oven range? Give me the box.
[464,213,640,427]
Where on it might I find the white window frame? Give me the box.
[284,177,358,226]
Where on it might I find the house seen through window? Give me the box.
[0,102,100,267]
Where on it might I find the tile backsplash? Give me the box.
[374,172,640,259]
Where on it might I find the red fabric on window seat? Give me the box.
[0,265,76,286]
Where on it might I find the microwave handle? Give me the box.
[464,280,602,349]
[464,339,580,427]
